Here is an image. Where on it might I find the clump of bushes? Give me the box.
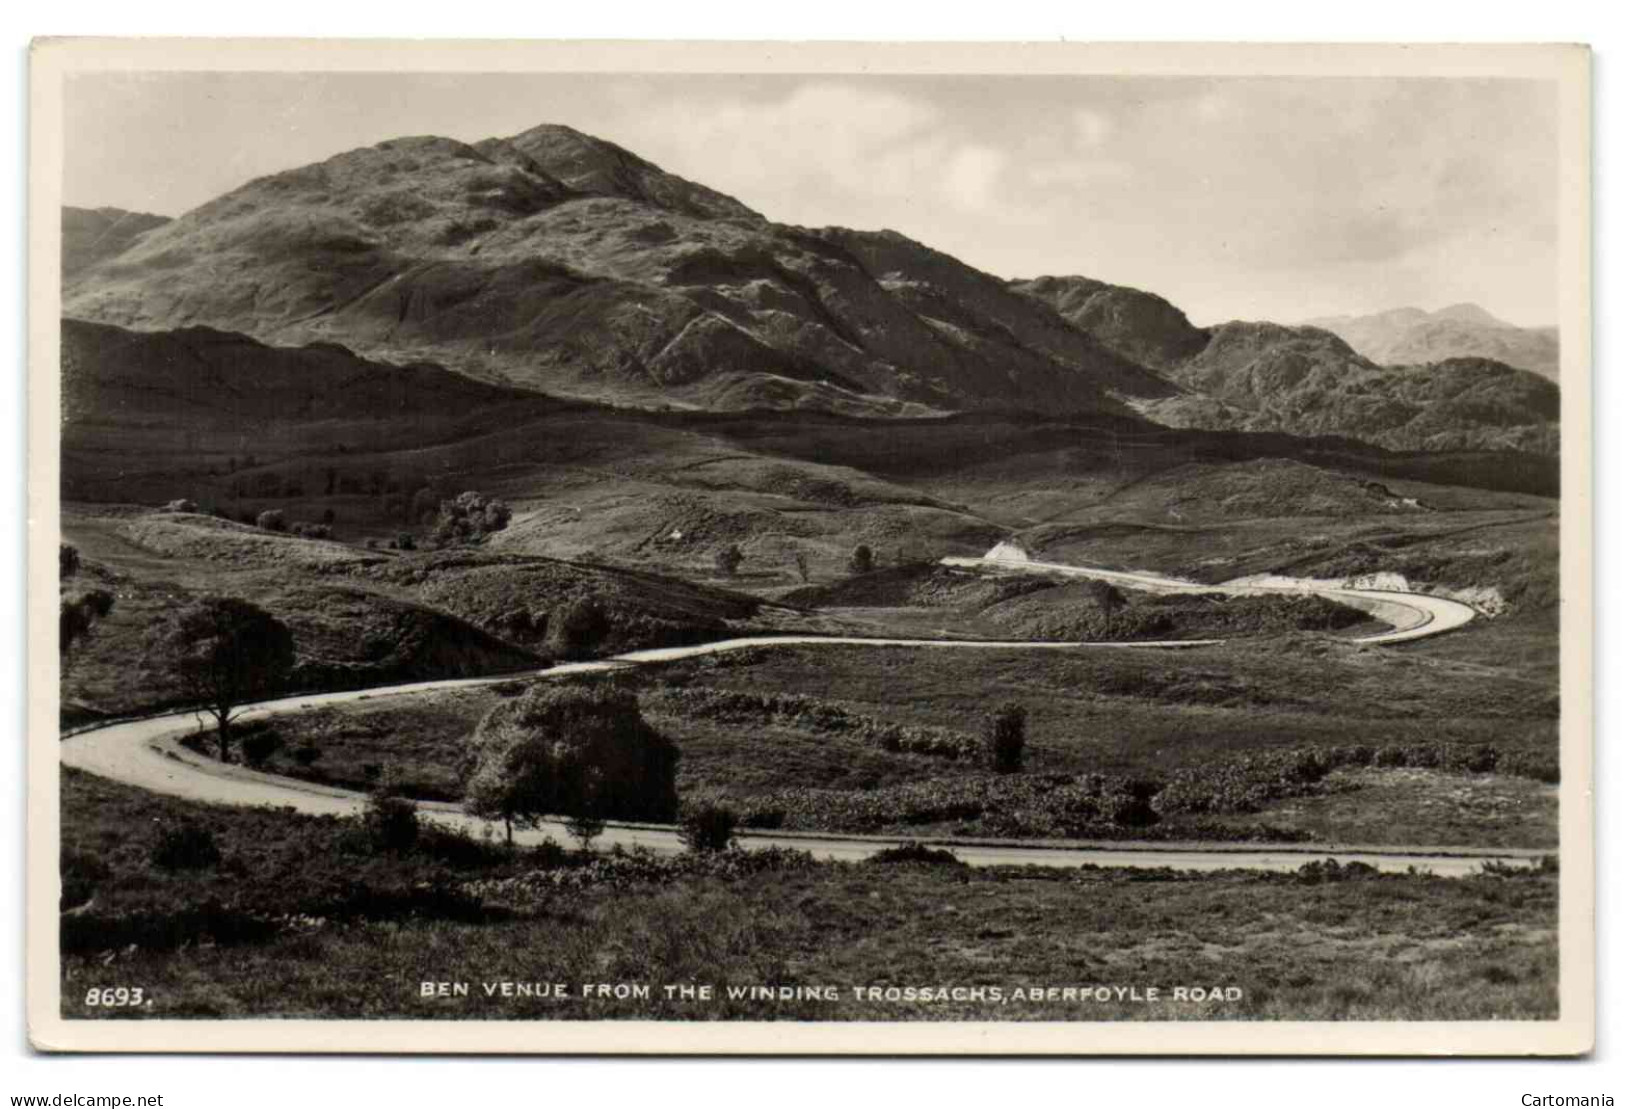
[256,509,286,532]
[463,845,816,907]
[163,498,198,514]
[1296,858,1380,884]
[866,841,964,867]
[678,801,739,853]
[651,686,985,762]
[547,598,607,660]
[431,491,512,547]
[151,823,222,872]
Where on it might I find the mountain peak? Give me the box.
[1432,302,1505,327]
[494,123,763,223]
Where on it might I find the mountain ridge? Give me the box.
[62,121,1558,456]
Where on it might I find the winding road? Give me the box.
[62,555,1522,876]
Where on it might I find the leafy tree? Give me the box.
[256,509,286,532]
[410,487,440,525]
[1085,580,1127,639]
[60,590,115,672]
[565,769,607,852]
[59,543,81,579]
[985,701,1027,774]
[792,550,811,584]
[714,544,744,577]
[152,597,295,762]
[462,684,679,845]
[431,491,513,547]
[848,544,875,575]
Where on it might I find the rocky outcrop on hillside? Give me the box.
[1010,274,1209,372]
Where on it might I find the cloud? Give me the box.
[940,145,1008,212]
[1072,108,1114,148]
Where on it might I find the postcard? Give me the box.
[28,38,1593,1055]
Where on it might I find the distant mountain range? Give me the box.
[61,122,1559,456]
[1303,304,1560,381]
[1011,278,1558,455]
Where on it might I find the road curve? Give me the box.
[941,555,1478,645]
[61,557,1521,875]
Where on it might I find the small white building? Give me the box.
[984,539,1031,564]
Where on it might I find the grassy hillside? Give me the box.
[60,769,1558,1022]
[58,507,838,722]
[61,129,1154,417]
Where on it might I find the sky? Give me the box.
[63,71,1560,327]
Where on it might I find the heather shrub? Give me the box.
[714,544,744,576]
[363,786,421,854]
[548,598,607,659]
[241,729,284,768]
[1296,858,1379,885]
[986,702,1027,773]
[60,846,110,910]
[678,802,739,853]
[866,841,963,867]
[151,823,222,872]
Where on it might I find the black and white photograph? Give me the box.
[27,38,1592,1056]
